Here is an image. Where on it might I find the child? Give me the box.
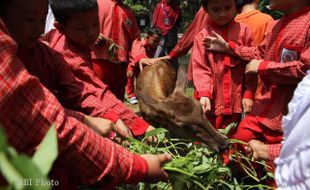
[91,0,141,101]
[42,0,157,139]
[206,0,310,186]
[125,27,162,104]
[189,0,256,131]
[205,0,310,152]
[0,0,171,189]
[153,0,182,71]
[247,70,310,189]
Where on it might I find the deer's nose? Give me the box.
[218,142,229,153]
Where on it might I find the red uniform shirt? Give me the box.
[190,19,255,116]
[152,0,181,36]
[0,19,147,187]
[229,7,310,132]
[91,0,140,63]
[169,7,208,59]
[128,38,157,72]
[43,29,149,136]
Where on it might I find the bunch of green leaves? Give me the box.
[0,125,58,190]
[117,125,275,190]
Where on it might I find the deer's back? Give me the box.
[136,61,177,100]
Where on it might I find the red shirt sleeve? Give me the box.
[257,38,310,86]
[267,144,282,161]
[169,7,209,59]
[128,39,148,72]
[190,31,213,99]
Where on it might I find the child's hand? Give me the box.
[199,97,211,113]
[114,119,133,138]
[127,70,134,77]
[245,59,263,74]
[203,31,229,53]
[144,125,158,144]
[84,115,113,137]
[138,58,158,72]
[94,33,112,46]
[141,153,171,183]
[246,140,269,161]
[157,55,171,61]
[242,98,253,113]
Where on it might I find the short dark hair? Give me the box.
[147,27,162,37]
[0,0,11,15]
[201,0,238,11]
[49,0,98,24]
[236,0,256,9]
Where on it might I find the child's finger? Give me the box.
[212,30,221,39]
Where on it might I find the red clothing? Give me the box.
[93,59,128,100]
[128,38,157,72]
[208,114,241,135]
[234,115,283,147]
[190,19,256,116]
[126,38,157,98]
[91,0,141,100]
[169,7,208,59]
[152,0,181,36]
[267,144,282,162]
[0,19,147,187]
[229,7,310,132]
[43,29,149,136]
[91,0,140,63]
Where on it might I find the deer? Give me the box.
[136,60,228,152]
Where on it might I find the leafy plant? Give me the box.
[117,127,275,190]
[0,125,58,190]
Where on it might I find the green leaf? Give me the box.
[0,152,24,190]
[0,126,7,151]
[0,152,51,190]
[221,122,237,136]
[32,125,58,176]
[142,128,169,142]
[192,163,213,174]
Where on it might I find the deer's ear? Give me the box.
[173,65,188,94]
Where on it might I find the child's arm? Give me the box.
[205,30,267,61]
[248,140,282,161]
[245,38,310,85]
[191,33,213,106]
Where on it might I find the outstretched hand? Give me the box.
[203,31,230,53]
[139,58,159,72]
[141,153,172,183]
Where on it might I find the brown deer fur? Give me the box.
[136,61,227,152]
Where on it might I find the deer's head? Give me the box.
[137,63,227,152]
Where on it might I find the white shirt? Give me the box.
[44,6,55,34]
[275,70,310,190]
